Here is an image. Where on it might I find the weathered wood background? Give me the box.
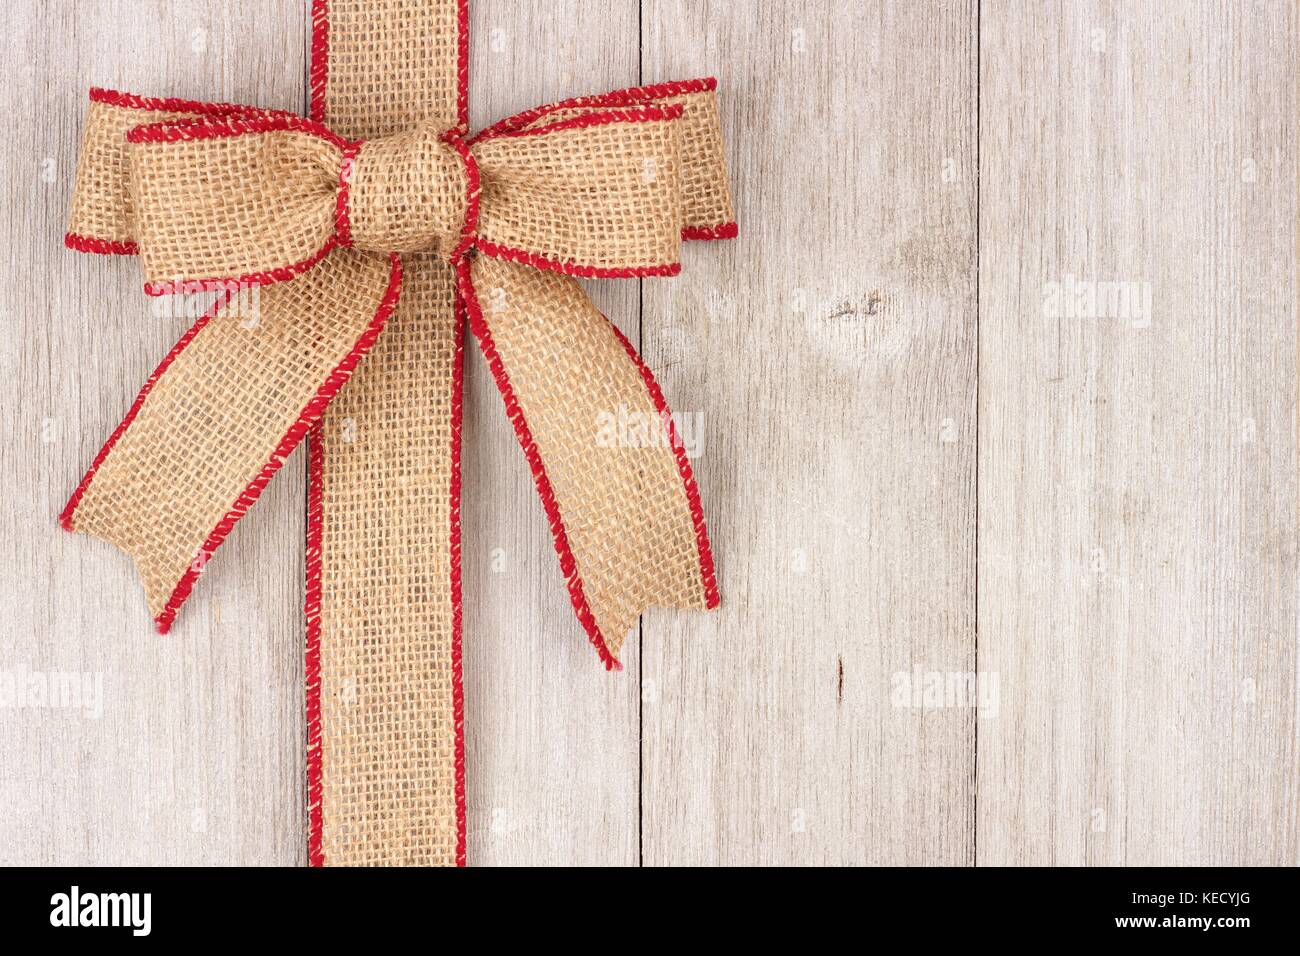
[1,0,1295,865]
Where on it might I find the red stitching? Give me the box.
[142,239,338,297]
[454,257,620,672]
[305,0,331,871]
[474,239,680,280]
[334,143,360,248]
[472,77,717,142]
[473,104,683,144]
[499,104,683,138]
[152,254,403,634]
[453,0,470,868]
[310,0,329,125]
[682,222,738,242]
[126,112,353,150]
[60,288,236,533]
[456,0,470,135]
[88,86,267,117]
[606,323,720,610]
[305,425,325,868]
[613,77,718,100]
[450,294,468,868]
[65,233,138,256]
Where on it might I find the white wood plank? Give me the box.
[977,0,1300,865]
[0,1,308,864]
[639,0,979,864]
[7,0,1295,871]
[461,0,642,865]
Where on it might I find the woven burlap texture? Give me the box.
[62,0,735,868]
[315,0,465,868]
[67,100,173,245]
[129,125,341,284]
[349,123,466,255]
[466,254,709,652]
[473,111,684,270]
[92,93,728,286]
[66,249,397,617]
[315,255,460,866]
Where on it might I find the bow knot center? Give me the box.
[342,122,469,259]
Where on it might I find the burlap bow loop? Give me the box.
[61,0,735,866]
[125,114,353,293]
[70,85,722,296]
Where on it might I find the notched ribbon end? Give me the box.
[57,498,182,635]
[590,591,723,675]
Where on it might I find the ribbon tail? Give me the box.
[457,255,718,668]
[61,249,402,632]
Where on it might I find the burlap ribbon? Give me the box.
[60,0,733,866]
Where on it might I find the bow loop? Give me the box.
[65,78,735,294]
[125,115,348,294]
[470,104,686,277]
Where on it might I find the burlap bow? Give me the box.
[60,0,734,866]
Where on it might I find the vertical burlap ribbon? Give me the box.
[60,0,735,866]
[308,0,469,866]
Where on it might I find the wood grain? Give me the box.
[2,0,1296,868]
[639,0,979,865]
[977,0,1300,865]
[0,0,308,865]
[460,0,642,867]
